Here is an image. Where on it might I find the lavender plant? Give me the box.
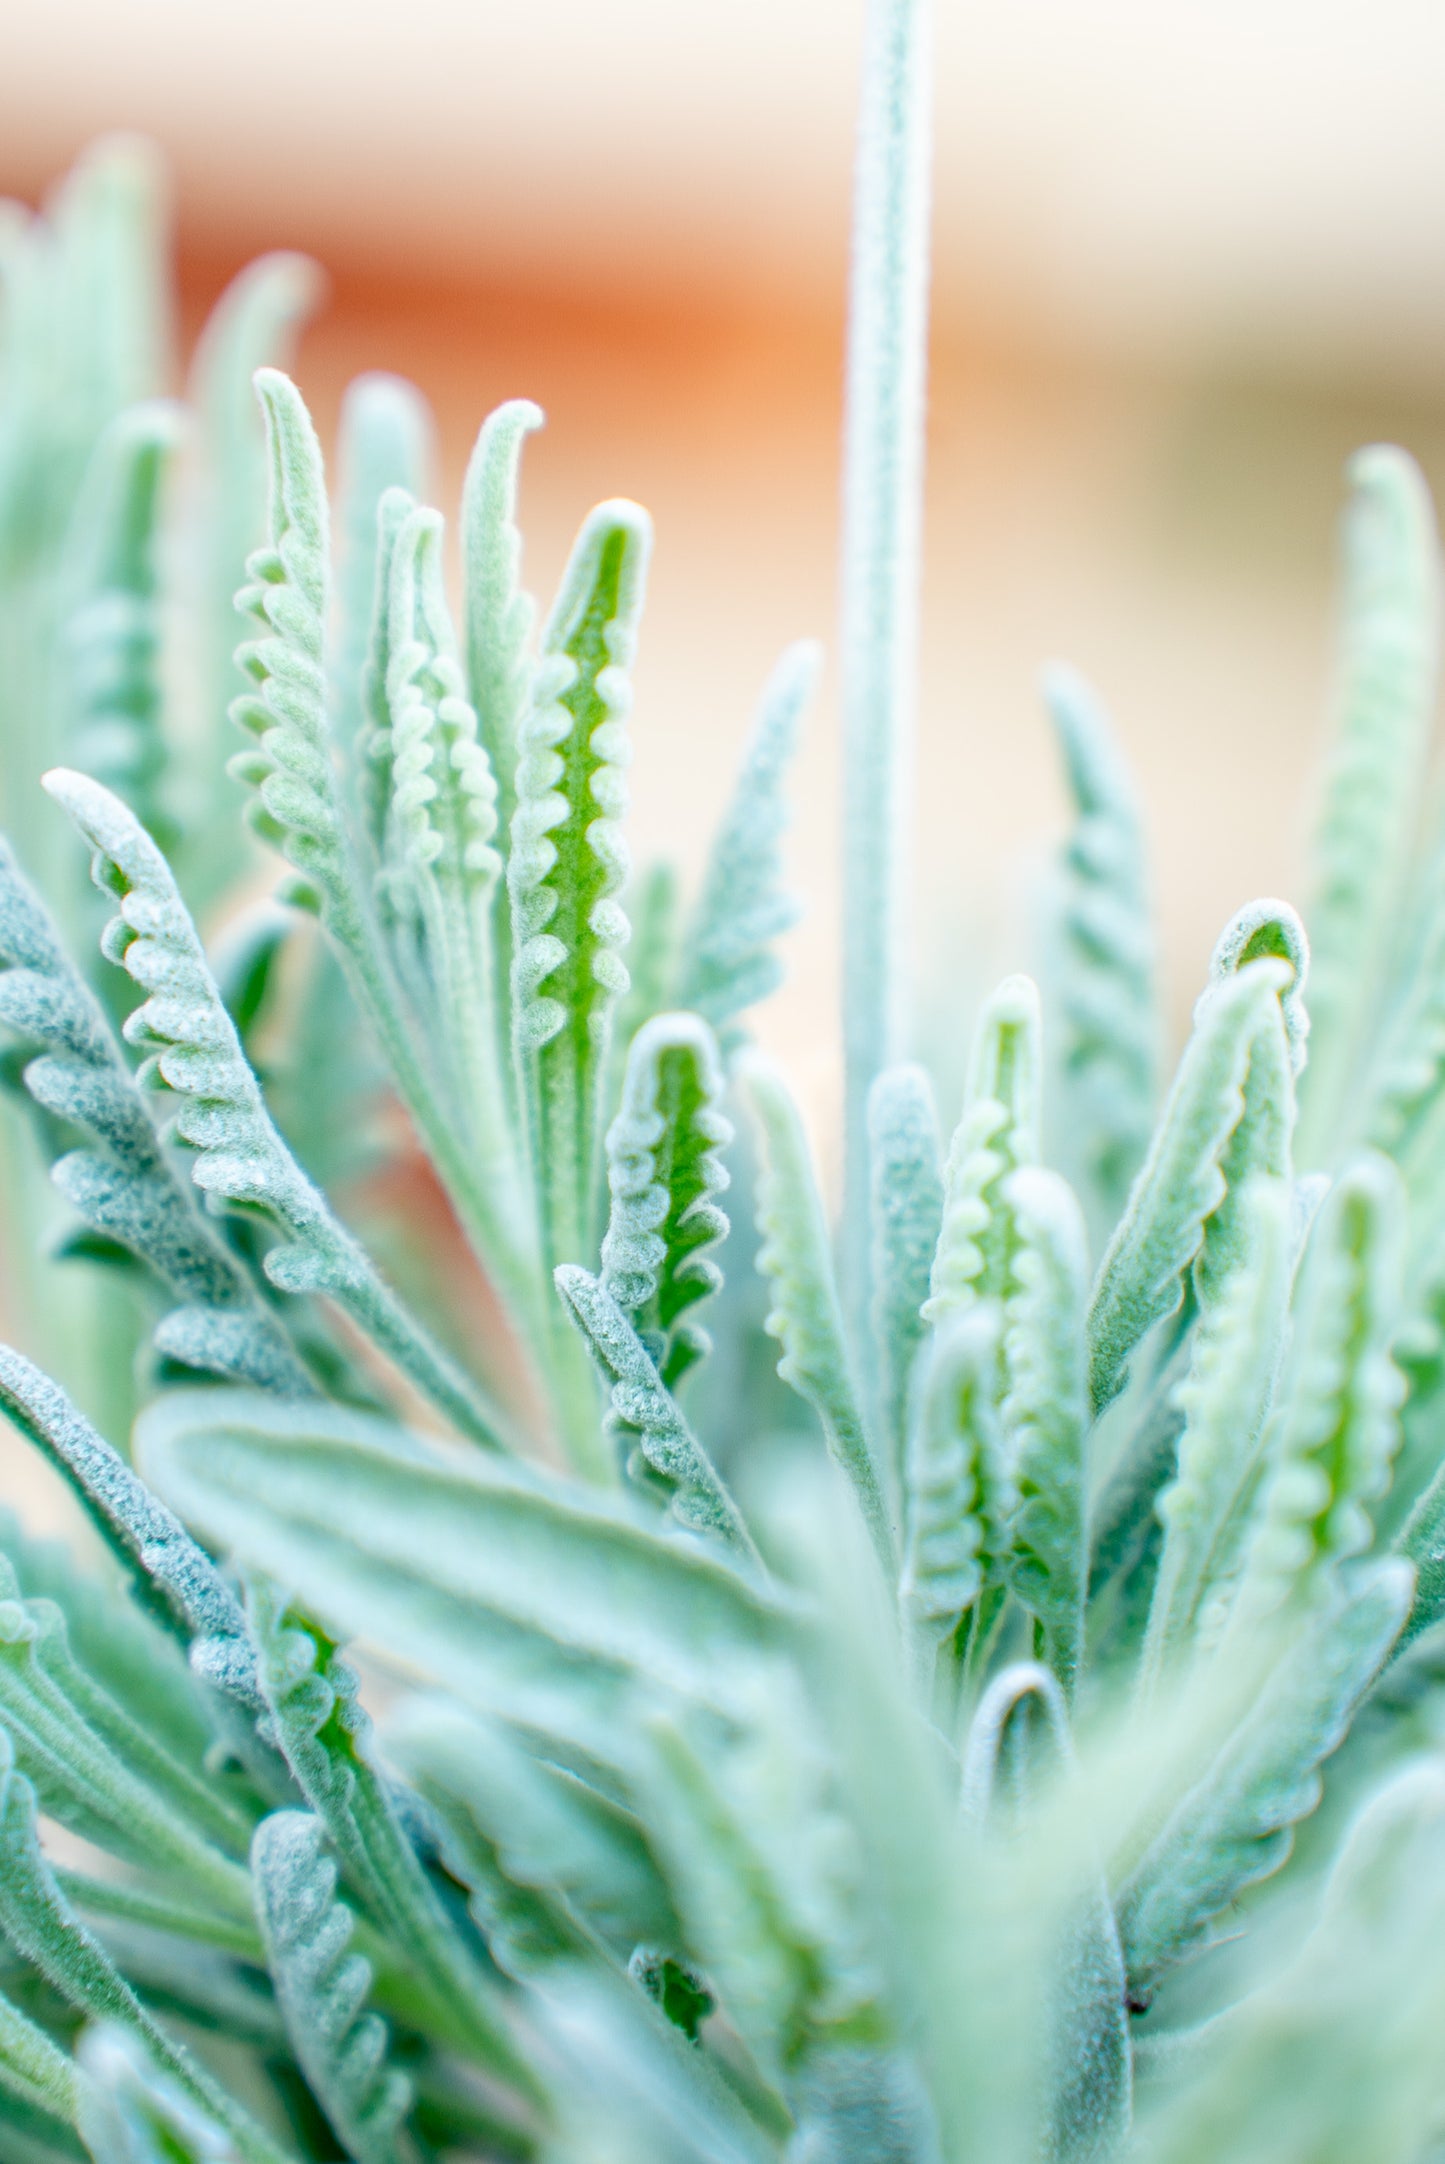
[1,9,1445,2161]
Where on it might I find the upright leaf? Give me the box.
[1116,1560,1412,2000]
[59,400,180,849]
[244,1580,531,2086]
[76,2024,237,2164]
[1000,1169,1090,1700]
[554,1267,758,1561]
[961,1665,1130,2164]
[510,500,649,1268]
[867,1062,944,1478]
[898,1310,1011,1672]
[739,1053,891,1568]
[1087,958,1291,1413]
[1300,446,1441,1162]
[43,766,514,1450]
[600,1010,731,1390]
[250,1812,412,2164]
[1142,1177,1292,1686]
[925,975,1041,1326]
[1237,1154,1406,1621]
[0,834,313,1395]
[461,398,544,854]
[676,641,814,1044]
[1043,664,1159,1243]
[0,1730,294,2164]
[0,1346,258,1704]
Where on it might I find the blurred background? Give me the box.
[6,0,1445,1125]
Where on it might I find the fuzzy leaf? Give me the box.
[244,1577,532,2085]
[1116,1559,1412,1998]
[0,835,313,1393]
[1139,1760,1445,2164]
[1301,446,1442,1160]
[867,1062,944,1479]
[76,2025,237,2164]
[135,1389,785,1762]
[0,1548,251,1903]
[638,1679,877,2085]
[1143,1178,1292,1683]
[1087,957,1292,1413]
[1000,1169,1090,1699]
[554,1265,758,1560]
[600,1010,730,1389]
[0,1346,257,1704]
[227,367,350,918]
[509,500,649,1268]
[961,1665,1130,2164]
[676,641,814,1043]
[0,1731,292,2164]
[925,975,1042,1326]
[739,1053,891,1568]
[250,1811,412,2164]
[42,766,514,1450]
[334,371,434,769]
[461,397,544,852]
[1043,664,1159,1241]
[1238,1154,1406,1619]
[59,399,180,848]
[388,1695,682,1967]
[899,1309,1011,1655]
[0,1987,77,2129]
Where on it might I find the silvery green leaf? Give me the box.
[554,1266,758,1561]
[1087,957,1292,1413]
[1116,1559,1412,1999]
[249,1811,412,2164]
[0,1548,252,1908]
[1042,665,1159,1245]
[334,371,434,770]
[76,2024,237,2164]
[1300,446,1441,1163]
[510,500,649,1272]
[43,766,515,1449]
[461,397,543,859]
[739,1054,891,1569]
[1195,904,1303,1310]
[1237,1154,1405,1620]
[0,1346,258,1705]
[0,1731,293,2164]
[898,1309,1010,1667]
[539,1969,781,2164]
[244,1577,531,2086]
[136,1389,785,1762]
[638,1679,877,2088]
[1138,1758,1445,2164]
[185,252,319,907]
[0,1506,212,1774]
[961,1665,1130,2164]
[0,834,313,1394]
[1000,1169,1090,1700]
[601,1010,730,1390]
[1142,1177,1292,1684]
[926,974,1041,1326]
[676,642,814,1046]
[867,1063,943,1479]
[387,1695,682,1967]
[59,399,180,849]
[0,1986,77,2129]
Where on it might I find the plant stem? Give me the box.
[839,0,934,1328]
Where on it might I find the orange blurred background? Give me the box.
[7,0,1445,1130]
